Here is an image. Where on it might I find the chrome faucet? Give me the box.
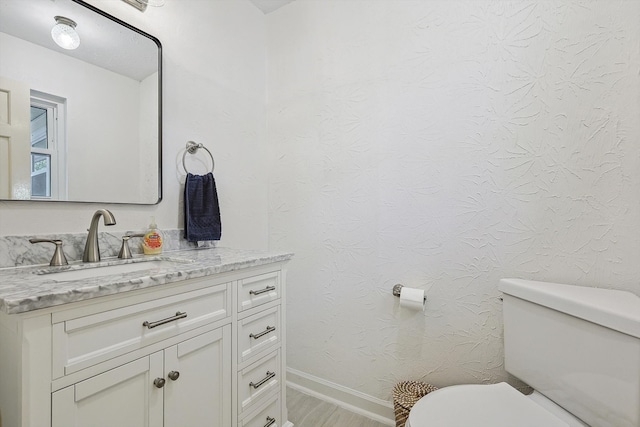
[83,209,117,262]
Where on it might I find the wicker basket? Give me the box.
[392,381,439,427]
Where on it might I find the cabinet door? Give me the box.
[52,352,163,427]
[164,326,231,427]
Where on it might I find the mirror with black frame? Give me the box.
[0,0,161,204]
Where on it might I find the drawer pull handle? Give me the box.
[143,311,187,329]
[264,416,276,427]
[250,371,276,389]
[153,378,166,388]
[250,325,276,340]
[168,370,180,381]
[249,286,276,296]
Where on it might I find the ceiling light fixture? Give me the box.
[121,0,165,12]
[51,16,80,50]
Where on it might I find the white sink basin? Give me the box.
[39,259,192,282]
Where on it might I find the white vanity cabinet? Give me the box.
[235,271,286,427]
[52,326,231,427]
[0,260,290,427]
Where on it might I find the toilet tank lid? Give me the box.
[499,279,640,339]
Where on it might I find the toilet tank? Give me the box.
[499,279,640,427]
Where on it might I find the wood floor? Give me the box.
[286,387,391,427]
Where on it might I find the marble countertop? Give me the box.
[0,247,293,315]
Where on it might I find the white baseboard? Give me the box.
[286,368,395,426]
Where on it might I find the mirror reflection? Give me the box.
[0,0,161,204]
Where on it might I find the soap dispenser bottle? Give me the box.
[142,217,164,255]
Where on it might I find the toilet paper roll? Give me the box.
[400,286,426,311]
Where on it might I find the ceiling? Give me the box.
[0,0,158,81]
[0,0,293,82]
[248,0,295,14]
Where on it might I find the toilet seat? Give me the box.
[407,382,569,427]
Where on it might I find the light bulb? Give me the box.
[51,16,79,50]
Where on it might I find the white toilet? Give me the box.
[407,278,640,427]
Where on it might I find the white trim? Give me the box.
[286,367,395,426]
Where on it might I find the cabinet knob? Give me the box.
[168,370,180,381]
[153,377,166,388]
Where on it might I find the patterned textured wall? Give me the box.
[267,1,640,400]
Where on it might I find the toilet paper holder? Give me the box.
[392,284,426,302]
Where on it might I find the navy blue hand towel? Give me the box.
[184,172,221,242]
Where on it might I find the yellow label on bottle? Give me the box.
[143,232,163,254]
[144,232,162,249]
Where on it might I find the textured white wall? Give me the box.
[267,1,640,400]
[0,0,269,251]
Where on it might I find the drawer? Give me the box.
[238,306,281,363]
[238,350,280,414]
[238,271,280,312]
[239,394,281,427]
[53,283,229,378]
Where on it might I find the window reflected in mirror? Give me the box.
[30,97,65,199]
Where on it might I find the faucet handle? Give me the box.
[29,238,69,266]
[118,233,145,259]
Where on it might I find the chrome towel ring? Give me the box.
[182,141,215,174]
